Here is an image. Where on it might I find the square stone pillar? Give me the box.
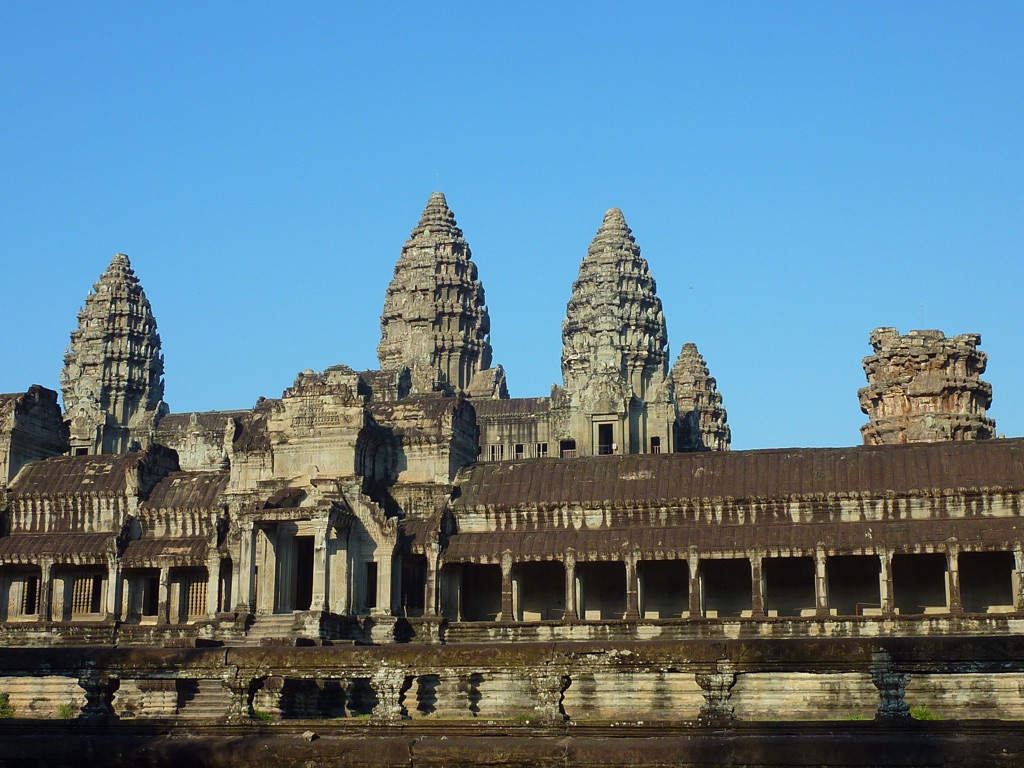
[373,551,394,616]
[945,545,962,614]
[206,556,221,617]
[814,549,829,618]
[499,551,514,621]
[749,554,765,618]
[235,521,256,613]
[688,551,701,616]
[1014,546,1024,611]
[624,553,639,620]
[563,550,578,621]
[879,550,894,616]
[157,565,171,625]
[105,553,120,621]
[38,557,53,622]
[423,545,439,617]
[311,521,329,612]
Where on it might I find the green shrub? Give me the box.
[252,708,274,723]
[57,703,74,720]
[909,705,941,721]
[0,693,14,719]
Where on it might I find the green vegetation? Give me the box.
[909,705,942,721]
[0,693,14,719]
[252,708,274,722]
[57,703,74,720]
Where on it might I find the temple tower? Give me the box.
[61,253,168,455]
[859,327,995,445]
[672,342,731,451]
[378,192,493,395]
[554,209,675,456]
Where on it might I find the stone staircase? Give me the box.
[243,613,302,646]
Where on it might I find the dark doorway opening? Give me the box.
[294,536,314,611]
[597,424,614,455]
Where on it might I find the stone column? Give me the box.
[38,557,53,622]
[563,550,578,621]
[206,554,220,617]
[814,549,829,618]
[500,550,514,621]
[157,565,171,625]
[749,554,765,618]
[688,551,701,617]
[374,550,394,616]
[235,521,256,613]
[423,544,439,617]
[105,553,120,621]
[696,660,736,723]
[311,521,329,612]
[371,668,408,722]
[879,550,895,616]
[945,545,962,613]
[870,649,911,719]
[1014,546,1024,612]
[78,670,118,720]
[624,553,639,620]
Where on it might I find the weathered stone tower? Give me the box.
[553,208,675,456]
[672,342,731,451]
[378,192,494,395]
[859,327,995,445]
[61,253,168,455]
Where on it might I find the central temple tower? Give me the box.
[377,192,493,395]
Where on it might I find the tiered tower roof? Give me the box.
[61,253,166,454]
[561,209,669,397]
[377,192,492,394]
[672,342,731,451]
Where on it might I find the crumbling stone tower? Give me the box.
[554,208,675,455]
[859,327,995,445]
[378,192,494,395]
[672,342,731,451]
[61,253,168,455]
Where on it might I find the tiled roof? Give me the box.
[0,533,113,563]
[121,537,209,567]
[8,453,143,496]
[142,471,229,511]
[472,397,550,419]
[452,439,1024,510]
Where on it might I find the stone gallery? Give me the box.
[0,193,1022,758]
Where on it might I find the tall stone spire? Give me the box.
[562,209,670,395]
[553,209,675,456]
[61,253,168,454]
[378,192,493,394]
[859,327,995,445]
[672,342,731,451]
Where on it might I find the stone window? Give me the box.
[960,551,1015,613]
[514,444,525,460]
[4,569,40,619]
[536,443,548,458]
[560,440,576,459]
[650,436,661,454]
[826,555,881,616]
[488,444,504,462]
[71,573,103,616]
[892,553,947,614]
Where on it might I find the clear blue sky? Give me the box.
[1,3,1021,450]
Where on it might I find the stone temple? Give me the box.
[0,193,1021,763]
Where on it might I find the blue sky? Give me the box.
[1,3,1021,450]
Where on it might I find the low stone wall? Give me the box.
[0,637,1023,724]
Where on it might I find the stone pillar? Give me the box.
[879,550,895,616]
[814,549,829,618]
[374,549,394,616]
[371,668,407,722]
[235,521,256,613]
[256,528,276,614]
[563,550,578,621]
[1014,546,1024,611]
[157,565,171,625]
[500,550,514,621]
[311,521,329,611]
[696,660,736,723]
[206,556,220,617]
[688,551,701,617]
[78,670,118,720]
[105,553,120,621]
[945,545,962,613]
[423,544,439,617]
[38,557,53,622]
[223,673,254,721]
[870,649,910,719]
[750,554,765,618]
[624,553,639,620]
